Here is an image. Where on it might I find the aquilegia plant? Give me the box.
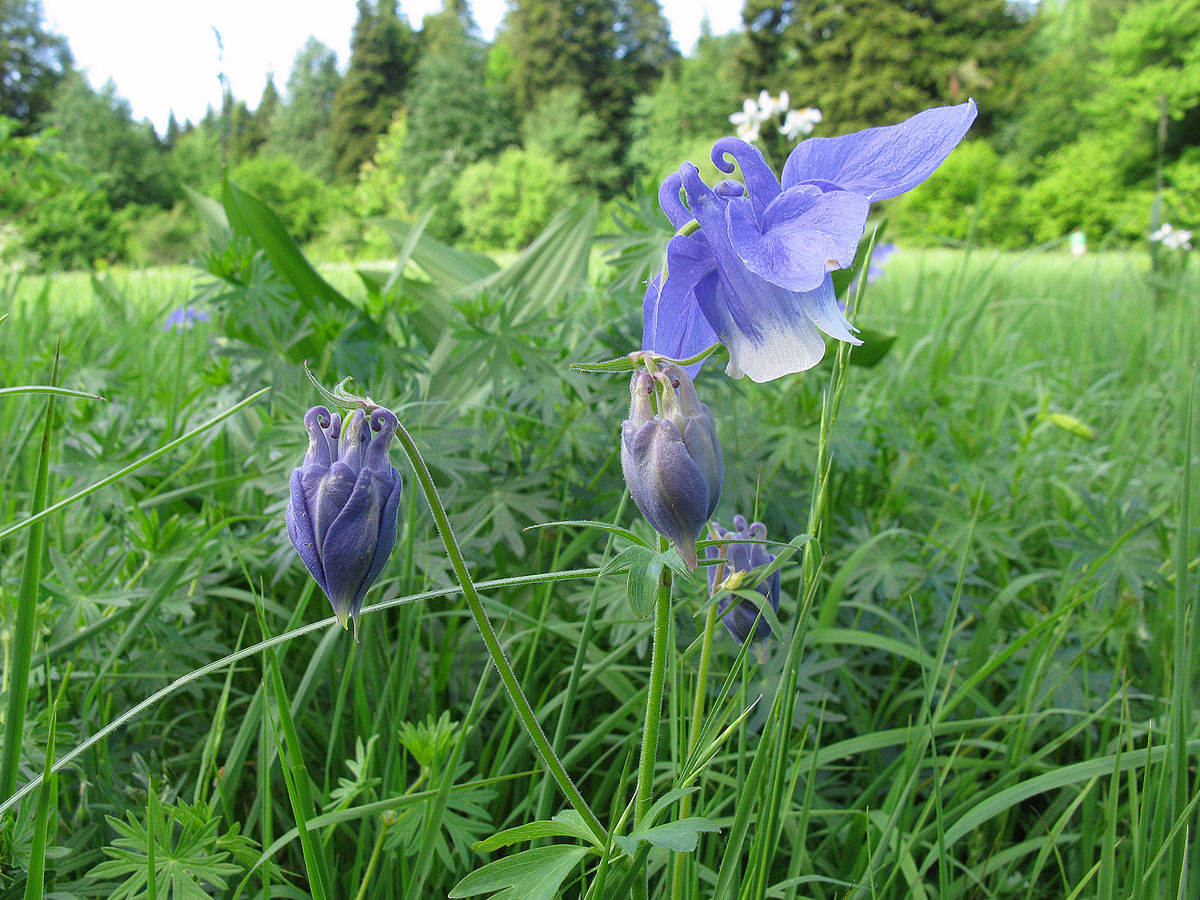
[644,99,977,382]
[286,404,403,640]
[620,364,723,569]
[706,516,782,662]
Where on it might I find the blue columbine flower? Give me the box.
[620,365,723,570]
[644,100,977,382]
[706,515,781,661]
[163,307,210,331]
[286,405,403,639]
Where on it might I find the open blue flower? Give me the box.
[643,101,976,382]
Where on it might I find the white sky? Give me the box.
[41,0,745,134]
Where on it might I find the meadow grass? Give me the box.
[0,242,1196,900]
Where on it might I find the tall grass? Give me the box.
[0,239,1196,899]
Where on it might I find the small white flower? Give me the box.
[1151,223,1194,250]
[736,118,762,142]
[730,98,766,141]
[730,98,761,128]
[780,107,823,141]
[756,89,790,119]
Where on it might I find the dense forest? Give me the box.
[2,0,1199,271]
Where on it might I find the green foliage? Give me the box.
[886,140,1024,247]
[452,147,576,249]
[166,124,222,196]
[229,154,340,245]
[499,0,676,159]
[87,797,258,900]
[738,0,1030,135]
[44,72,174,209]
[1016,133,1155,244]
[1163,147,1200,224]
[265,37,342,181]
[330,0,419,180]
[354,110,409,220]
[521,86,618,193]
[400,9,516,238]
[0,0,72,126]
[626,29,743,179]
[18,184,127,270]
[124,203,203,266]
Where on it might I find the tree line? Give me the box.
[2,0,1198,271]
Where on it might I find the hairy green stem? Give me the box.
[634,538,673,900]
[390,419,606,844]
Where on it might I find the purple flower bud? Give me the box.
[285,405,403,639]
[706,515,781,660]
[620,365,723,569]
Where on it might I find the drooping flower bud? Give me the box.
[620,365,723,569]
[706,515,781,661]
[286,405,403,639]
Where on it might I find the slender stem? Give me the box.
[390,419,606,844]
[671,604,718,899]
[1,363,56,805]
[634,538,673,900]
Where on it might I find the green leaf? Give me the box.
[848,326,898,368]
[370,216,499,292]
[612,817,720,856]
[469,198,598,315]
[627,551,664,618]
[1042,411,1098,440]
[601,545,656,576]
[448,845,589,900]
[223,180,353,316]
[473,810,600,853]
[525,520,648,547]
[183,185,230,237]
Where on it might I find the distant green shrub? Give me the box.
[20,185,127,271]
[886,140,1025,247]
[1014,134,1154,246]
[452,148,576,250]
[125,203,203,266]
[229,154,341,245]
[1162,147,1200,228]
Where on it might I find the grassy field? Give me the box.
[0,240,1196,900]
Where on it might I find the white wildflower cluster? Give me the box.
[728,90,821,144]
[1150,223,1193,251]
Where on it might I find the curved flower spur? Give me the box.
[620,364,723,570]
[286,405,404,640]
[644,100,977,382]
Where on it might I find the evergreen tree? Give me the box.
[401,1,516,237]
[266,37,341,180]
[627,28,744,176]
[46,72,173,209]
[255,76,281,134]
[500,0,675,143]
[329,0,418,180]
[737,0,1030,134]
[1,0,72,127]
[228,76,279,161]
[163,110,181,150]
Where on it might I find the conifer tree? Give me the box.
[0,0,72,127]
[499,0,675,145]
[737,0,1029,134]
[329,0,418,180]
[266,37,341,179]
[401,0,516,231]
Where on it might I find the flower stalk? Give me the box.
[633,535,674,900]
[389,416,607,844]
